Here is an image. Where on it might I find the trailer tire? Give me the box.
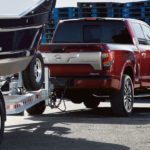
[0,96,5,144]
[26,101,46,115]
[22,53,44,91]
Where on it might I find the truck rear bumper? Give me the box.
[50,76,120,91]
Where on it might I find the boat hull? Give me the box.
[0,0,56,76]
[0,56,33,76]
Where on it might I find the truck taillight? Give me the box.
[102,51,114,69]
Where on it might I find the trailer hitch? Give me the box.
[49,91,67,112]
[48,80,70,112]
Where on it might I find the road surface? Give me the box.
[1,101,150,150]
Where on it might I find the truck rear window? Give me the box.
[53,20,133,44]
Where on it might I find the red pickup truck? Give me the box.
[40,18,150,116]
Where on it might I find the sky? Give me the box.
[56,0,147,8]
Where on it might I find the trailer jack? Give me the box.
[49,92,58,109]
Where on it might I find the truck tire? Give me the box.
[26,101,46,115]
[0,95,5,144]
[110,75,134,116]
[22,53,44,91]
[83,96,100,109]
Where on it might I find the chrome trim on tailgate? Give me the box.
[42,52,102,70]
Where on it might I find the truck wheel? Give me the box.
[22,53,44,91]
[0,97,5,144]
[26,101,46,115]
[110,75,134,116]
[83,96,100,109]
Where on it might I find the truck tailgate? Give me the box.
[42,52,102,70]
[40,43,107,77]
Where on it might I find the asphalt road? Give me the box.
[1,101,150,150]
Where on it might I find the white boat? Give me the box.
[0,0,56,75]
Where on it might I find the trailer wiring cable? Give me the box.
[49,90,67,112]
[57,86,67,112]
[49,80,70,112]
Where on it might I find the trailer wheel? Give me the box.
[0,96,5,144]
[26,101,46,115]
[110,75,134,116]
[22,53,44,91]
